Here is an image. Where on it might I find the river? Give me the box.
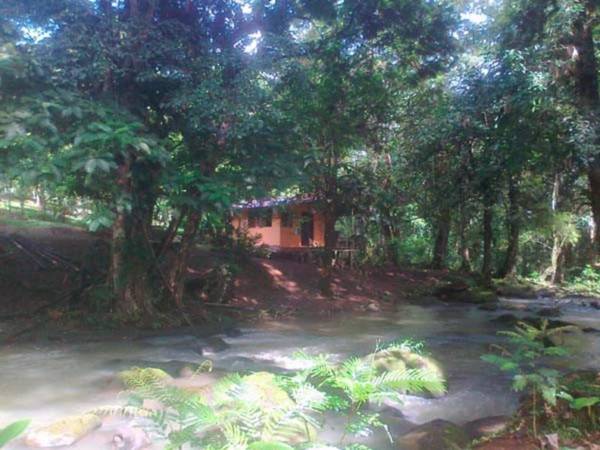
[1,298,599,449]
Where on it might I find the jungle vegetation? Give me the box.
[1,0,600,321]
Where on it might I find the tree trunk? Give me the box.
[37,187,47,216]
[431,207,451,270]
[458,195,471,272]
[482,191,494,287]
[109,157,157,321]
[500,177,520,278]
[549,236,565,284]
[589,159,600,260]
[571,4,600,260]
[319,208,338,297]
[157,210,185,259]
[167,212,200,308]
[548,173,565,284]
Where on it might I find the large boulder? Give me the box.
[24,414,102,448]
[367,347,445,397]
[395,419,470,450]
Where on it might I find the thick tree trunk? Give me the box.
[500,177,520,278]
[109,157,157,321]
[431,208,451,270]
[482,192,494,287]
[110,209,156,319]
[167,212,200,308]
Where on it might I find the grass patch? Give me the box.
[0,203,86,229]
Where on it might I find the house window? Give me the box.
[280,211,294,228]
[248,208,272,228]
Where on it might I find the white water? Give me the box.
[1,299,599,448]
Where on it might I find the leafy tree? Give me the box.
[278,0,458,292]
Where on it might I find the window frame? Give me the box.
[248,208,272,228]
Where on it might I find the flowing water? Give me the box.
[2,298,600,449]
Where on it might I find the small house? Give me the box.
[231,194,325,248]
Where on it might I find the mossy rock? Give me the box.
[395,419,470,450]
[118,367,173,389]
[24,414,101,447]
[495,283,539,299]
[434,278,498,304]
[241,372,295,409]
[446,287,498,304]
[240,372,316,443]
[367,347,445,397]
[370,347,443,377]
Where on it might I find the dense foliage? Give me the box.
[1,0,599,319]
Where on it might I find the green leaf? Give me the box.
[0,419,30,448]
[570,396,600,410]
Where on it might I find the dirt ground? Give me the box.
[0,223,452,342]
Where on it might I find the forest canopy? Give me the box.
[1,0,599,321]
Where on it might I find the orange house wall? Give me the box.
[232,204,325,248]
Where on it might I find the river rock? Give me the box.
[538,307,561,317]
[112,424,151,450]
[491,313,519,326]
[24,414,102,448]
[395,419,469,450]
[366,302,381,312]
[464,415,510,439]
[118,367,173,389]
[240,372,316,443]
[367,347,445,397]
[204,336,230,353]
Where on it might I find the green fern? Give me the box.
[124,344,447,449]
